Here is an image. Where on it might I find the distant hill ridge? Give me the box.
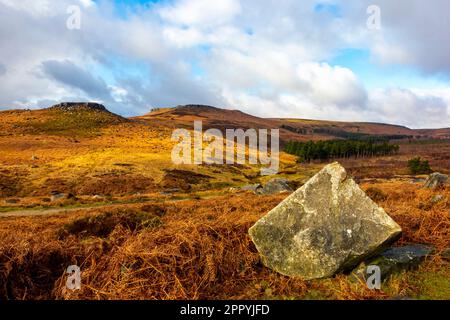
[172,104,253,117]
[0,102,449,140]
[175,104,220,111]
[140,104,450,141]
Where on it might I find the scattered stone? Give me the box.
[431,195,444,204]
[441,248,450,261]
[31,155,39,161]
[4,199,19,204]
[114,163,133,167]
[352,245,435,282]
[244,172,260,180]
[50,191,67,202]
[423,173,448,189]
[249,162,402,280]
[67,193,77,200]
[164,188,182,193]
[241,184,262,193]
[256,178,293,195]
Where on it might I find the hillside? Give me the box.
[136,104,448,142]
[0,102,126,138]
[1,103,448,141]
[417,128,450,139]
[134,104,304,140]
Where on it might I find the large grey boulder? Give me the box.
[249,162,402,280]
[423,173,448,189]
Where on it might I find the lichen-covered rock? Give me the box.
[423,173,448,189]
[248,162,402,279]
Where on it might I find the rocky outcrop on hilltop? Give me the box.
[49,102,108,112]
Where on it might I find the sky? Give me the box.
[0,0,449,128]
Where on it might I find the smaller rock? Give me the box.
[352,245,435,282]
[50,192,67,202]
[256,178,293,195]
[4,199,19,204]
[114,163,133,167]
[241,184,262,193]
[441,248,450,261]
[67,193,77,200]
[431,195,444,204]
[423,173,448,189]
[31,155,39,161]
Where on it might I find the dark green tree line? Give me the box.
[284,140,399,162]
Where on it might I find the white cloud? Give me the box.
[0,0,53,16]
[0,0,449,128]
[296,63,367,108]
[371,40,413,66]
[79,0,95,8]
[367,88,450,128]
[163,27,205,48]
[341,0,450,74]
[159,0,241,27]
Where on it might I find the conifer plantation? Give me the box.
[284,140,400,162]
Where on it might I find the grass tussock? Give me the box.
[60,208,164,239]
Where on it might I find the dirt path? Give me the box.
[0,206,108,218]
[0,201,167,218]
[0,195,219,218]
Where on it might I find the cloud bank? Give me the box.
[0,0,449,128]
